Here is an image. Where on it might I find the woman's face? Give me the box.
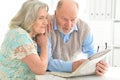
[32,8,48,35]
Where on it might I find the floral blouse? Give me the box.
[0,27,37,80]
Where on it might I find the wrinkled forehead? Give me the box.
[58,1,78,17]
[58,8,78,19]
[61,0,79,10]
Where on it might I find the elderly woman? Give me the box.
[0,0,49,79]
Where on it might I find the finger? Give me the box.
[95,69,104,76]
[47,20,50,33]
[47,14,53,32]
[99,60,109,67]
[50,20,53,31]
[96,65,106,74]
[97,61,108,71]
[48,21,53,32]
[36,34,41,42]
[47,24,50,33]
[45,26,47,36]
[97,63,105,70]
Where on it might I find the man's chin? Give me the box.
[62,31,71,34]
[63,29,73,34]
[58,28,71,34]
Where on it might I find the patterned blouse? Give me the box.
[0,27,37,80]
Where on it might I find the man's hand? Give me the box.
[95,60,108,76]
[72,59,86,72]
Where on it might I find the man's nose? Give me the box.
[66,20,72,27]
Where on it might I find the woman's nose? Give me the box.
[43,19,48,25]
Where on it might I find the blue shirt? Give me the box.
[38,19,96,72]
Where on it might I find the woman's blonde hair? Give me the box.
[9,0,48,32]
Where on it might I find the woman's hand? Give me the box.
[36,33,48,49]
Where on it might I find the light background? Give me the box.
[0,0,120,67]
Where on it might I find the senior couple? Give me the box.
[0,0,108,79]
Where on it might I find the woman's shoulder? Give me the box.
[6,27,29,39]
[9,27,27,35]
[5,27,33,48]
[5,27,30,42]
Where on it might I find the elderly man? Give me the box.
[37,0,108,76]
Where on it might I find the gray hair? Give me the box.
[56,0,79,10]
[9,0,48,32]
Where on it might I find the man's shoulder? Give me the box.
[77,19,88,26]
[76,19,90,30]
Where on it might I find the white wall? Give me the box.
[0,0,25,46]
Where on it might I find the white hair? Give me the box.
[9,0,48,32]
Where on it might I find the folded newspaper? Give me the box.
[50,49,111,78]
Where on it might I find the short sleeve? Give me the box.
[15,44,37,59]
[7,28,38,59]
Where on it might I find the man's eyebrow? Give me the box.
[71,17,77,19]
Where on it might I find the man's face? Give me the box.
[55,6,78,34]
